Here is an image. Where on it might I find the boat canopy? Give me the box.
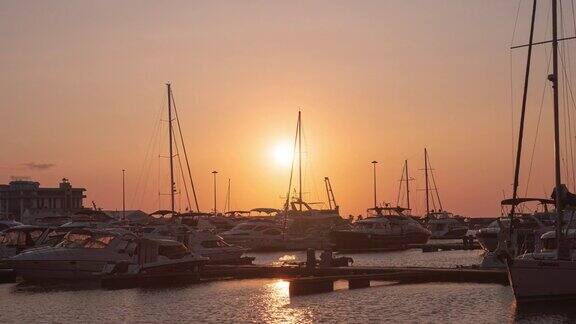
[250,208,281,214]
[176,212,213,217]
[149,210,177,216]
[224,210,250,215]
[367,206,409,215]
[500,197,555,206]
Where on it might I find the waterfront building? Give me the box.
[0,178,86,221]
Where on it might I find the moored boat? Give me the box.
[330,206,431,251]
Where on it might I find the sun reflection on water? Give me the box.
[263,280,313,323]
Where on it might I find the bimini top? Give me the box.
[250,208,281,214]
[149,210,177,217]
[176,212,213,217]
[367,206,410,215]
[500,198,555,206]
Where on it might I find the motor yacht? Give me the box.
[476,198,555,253]
[424,211,469,239]
[59,210,116,230]
[219,219,286,251]
[8,228,207,281]
[0,225,56,259]
[330,206,431,251]
[140,222,249,264]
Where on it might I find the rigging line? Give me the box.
[426,154,443,211]
[141,105,166,209]
[396,165,403,207]
[170,91,200,212]
[560,0,571,189]
[559,47,575,189]
[131,102,164,208]
[301,125,321,206]
[524,32,554,197]
[171,126,192,212]
[558,4,576,189]
[283,113,300,212]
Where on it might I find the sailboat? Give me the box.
[506,0,576,302]
[421,149,468,239]
[277,111,347,249]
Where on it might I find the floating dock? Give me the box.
[288,267,507,295]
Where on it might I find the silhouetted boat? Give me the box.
[330,206,431,251]
[506,0,576,302]
[8,228,207,282]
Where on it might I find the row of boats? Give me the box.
[0,197,492,284]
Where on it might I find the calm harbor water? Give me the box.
[2,246,576,323]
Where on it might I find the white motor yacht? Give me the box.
[425,211,469,239]
[476,198,555,253]
[140,223,249,264]
[8,228,207,281]
[0,225,56,259]
[219,219,286,251]
[330,206,431,251]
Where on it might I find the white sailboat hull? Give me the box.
[508,257,576,301]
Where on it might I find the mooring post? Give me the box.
[306,248,316,273]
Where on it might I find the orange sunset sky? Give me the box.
[2,1,576,217]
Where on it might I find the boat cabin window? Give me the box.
[44,231,67,246]
[159,243,189,259]
[0,230,40,247]
[59,233,115,249]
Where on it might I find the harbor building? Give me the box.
[0,178,86,221]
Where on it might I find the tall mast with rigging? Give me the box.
[167,83,176,213]
[509,0,537,238]
[404,160,411,211]
[298,111,302,211]
[550,0,566,257]
[424,148,430,216]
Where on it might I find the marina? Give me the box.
[2,0,576,322]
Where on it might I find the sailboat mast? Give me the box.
[226,178,231,212]
[509,0,537,236]
[167,83,175,213]
[372,161,378,209]
[424,148,430,215]
[298,111,302,211]
[405,160,410,210]
[551,0,564,245]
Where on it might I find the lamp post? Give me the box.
[371,161,378,208]
[122,169,126,220]
[212,171,218,214]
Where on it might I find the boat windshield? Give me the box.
[58,232,115,249]
[0,229,45,247]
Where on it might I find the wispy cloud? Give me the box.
[22,162,55,170]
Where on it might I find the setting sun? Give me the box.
[272,141,294,167]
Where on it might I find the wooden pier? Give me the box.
[287,267,508,296]
[0,264,508,292]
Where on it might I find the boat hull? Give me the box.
[508,258,576,302]
[330,230,430,251]
[9,259,113,281]
[430,227,469,239]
